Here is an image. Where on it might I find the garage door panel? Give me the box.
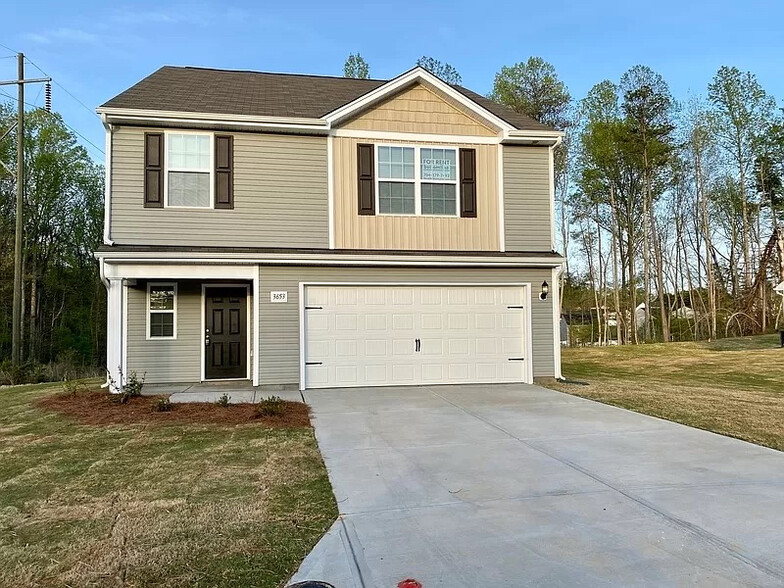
[334,287,358,305]
[392,313,414,330]
[335,340,357,357]
[365,364,388,382]
[304,285,529,389]
[365,314,387,330]
[363,288,386,305]
[422,364,444,381]
[334,313,358,330]
[421,314,443,329]
[365,339,389,356]
[448,338,470,356]
[448,314,470,329]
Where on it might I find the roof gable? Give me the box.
[337,81,499,137]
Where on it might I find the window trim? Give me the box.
[146,282,177,340]
[375,143,460,218]
[163,130,214,209]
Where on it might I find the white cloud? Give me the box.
[23,28,100,45]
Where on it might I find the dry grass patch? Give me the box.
[546,334,784,451]
[0,382,337,588]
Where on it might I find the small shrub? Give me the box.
[216,393,231,408]
[153,397,173,412]
[62,379,90,397]
[255,396,286,418]
[106,367,146,404]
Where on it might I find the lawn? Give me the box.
[546,334,784,451]
[0,382,337,587]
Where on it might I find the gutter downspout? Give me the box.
[102,114,115,246]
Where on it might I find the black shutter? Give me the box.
[144,133,163,208]
[459,148,477,218]
[215,135,234,209]
[357,143,375,215]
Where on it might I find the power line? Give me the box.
[24,56,99,120]
[0,89,104,156]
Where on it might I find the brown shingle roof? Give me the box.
[100,66,554,132]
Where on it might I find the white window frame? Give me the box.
[146,282,177,340]
[375,144,460,217]
[163,130,214,209]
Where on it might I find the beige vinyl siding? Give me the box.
[341,83,498,137]
[126,281,202,383]
[110,127,329,247]
[333,137,500,251]
[258,266,555,387]
[503,146,553,252]
[126,280,253,384]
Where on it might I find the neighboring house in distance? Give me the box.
[96,65,564,391]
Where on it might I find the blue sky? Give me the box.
[2,0,783,161]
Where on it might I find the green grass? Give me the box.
[0,383,337,587]
[545,334,784,451]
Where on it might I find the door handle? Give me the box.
[205,332,211,346]
[415,338,421,352]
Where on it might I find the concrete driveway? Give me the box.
[291,384,784,587]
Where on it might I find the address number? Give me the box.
[270,291,288,303]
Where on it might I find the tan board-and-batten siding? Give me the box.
[257,266,556,387]
[503,145,553,252]
[333,137,500,251]
[110,127,329,248]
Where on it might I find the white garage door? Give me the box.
[302,284,530,389]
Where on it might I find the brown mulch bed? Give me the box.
[36,388,311,427]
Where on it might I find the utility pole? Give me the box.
[0,53,50,364]
[13,54,24,364]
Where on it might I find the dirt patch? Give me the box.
[35,389,311,427]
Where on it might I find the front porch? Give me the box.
[142,380,304,404]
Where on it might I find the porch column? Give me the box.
[106,277,124,391]
[253,272,260,387]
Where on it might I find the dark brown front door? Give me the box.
[205,287,247,380]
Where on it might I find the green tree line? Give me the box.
[0,103,105,381]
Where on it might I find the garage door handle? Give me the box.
[415,338,421,352]
[508,357,525,361]
[305,361,322,366]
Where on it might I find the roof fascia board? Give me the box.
[97,107,328,130]
[95,250,564,268]
[501,131,564,147]
[323,66,515,132]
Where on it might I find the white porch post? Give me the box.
[253,272,260,387]
[106,277,124,391]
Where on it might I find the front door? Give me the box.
[205,287,247,380]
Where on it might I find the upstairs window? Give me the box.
[420,147,457,215]
[166,133,212,208]
[378,146,415,214]
[147,283,177,339]
[376,145,458,217]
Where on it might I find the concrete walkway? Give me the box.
[291,383,784,587]
[142,382,303,403]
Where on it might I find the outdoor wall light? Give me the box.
[540,281,549,301]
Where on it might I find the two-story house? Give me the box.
[96,65,564,391]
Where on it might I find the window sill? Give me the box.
[375,213,461,219]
